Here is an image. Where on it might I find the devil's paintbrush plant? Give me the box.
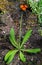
[4,28,41,64]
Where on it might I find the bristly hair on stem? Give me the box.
[19,14,23,45]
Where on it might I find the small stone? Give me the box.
[24,45,26,48]
[18,57,20,60]
[2,31,5,34]
[23,23,26,26]
[31,57,33,61]
[1,50,8,56]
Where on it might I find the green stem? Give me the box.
[19,14,23,48]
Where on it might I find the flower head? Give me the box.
[20,4,28,11]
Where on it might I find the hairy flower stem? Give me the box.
[19,14,23,48]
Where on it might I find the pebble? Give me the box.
[2,31,5,34]
[1,49,8,56]
[31,57,34,61]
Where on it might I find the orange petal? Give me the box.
[21,7,26,11]
[20,4,24,8]
[20,4,28,11]
[25,5,28,8]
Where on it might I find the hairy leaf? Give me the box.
[9,28,18,48]
[23,48,41,53]
[20,51,26,62]
[10,28,15,39]
[21,30,32,48]
[4,50,18,64]
[9,37,18,48]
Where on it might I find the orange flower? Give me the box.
[20,4,28,11]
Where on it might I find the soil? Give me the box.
[0,0,42,65]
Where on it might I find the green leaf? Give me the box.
[38,29,42,36]
[9,28,18,48]
[39,0,42,7]
[28,0,38,12]
[23,48,41,53]
[10,28,15,40]
[20,51,26,62]
[9,37,18,48]
[20,30,32,48]
[4,50,18,64]
[38,14,42,24]
[4,50,13,61]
